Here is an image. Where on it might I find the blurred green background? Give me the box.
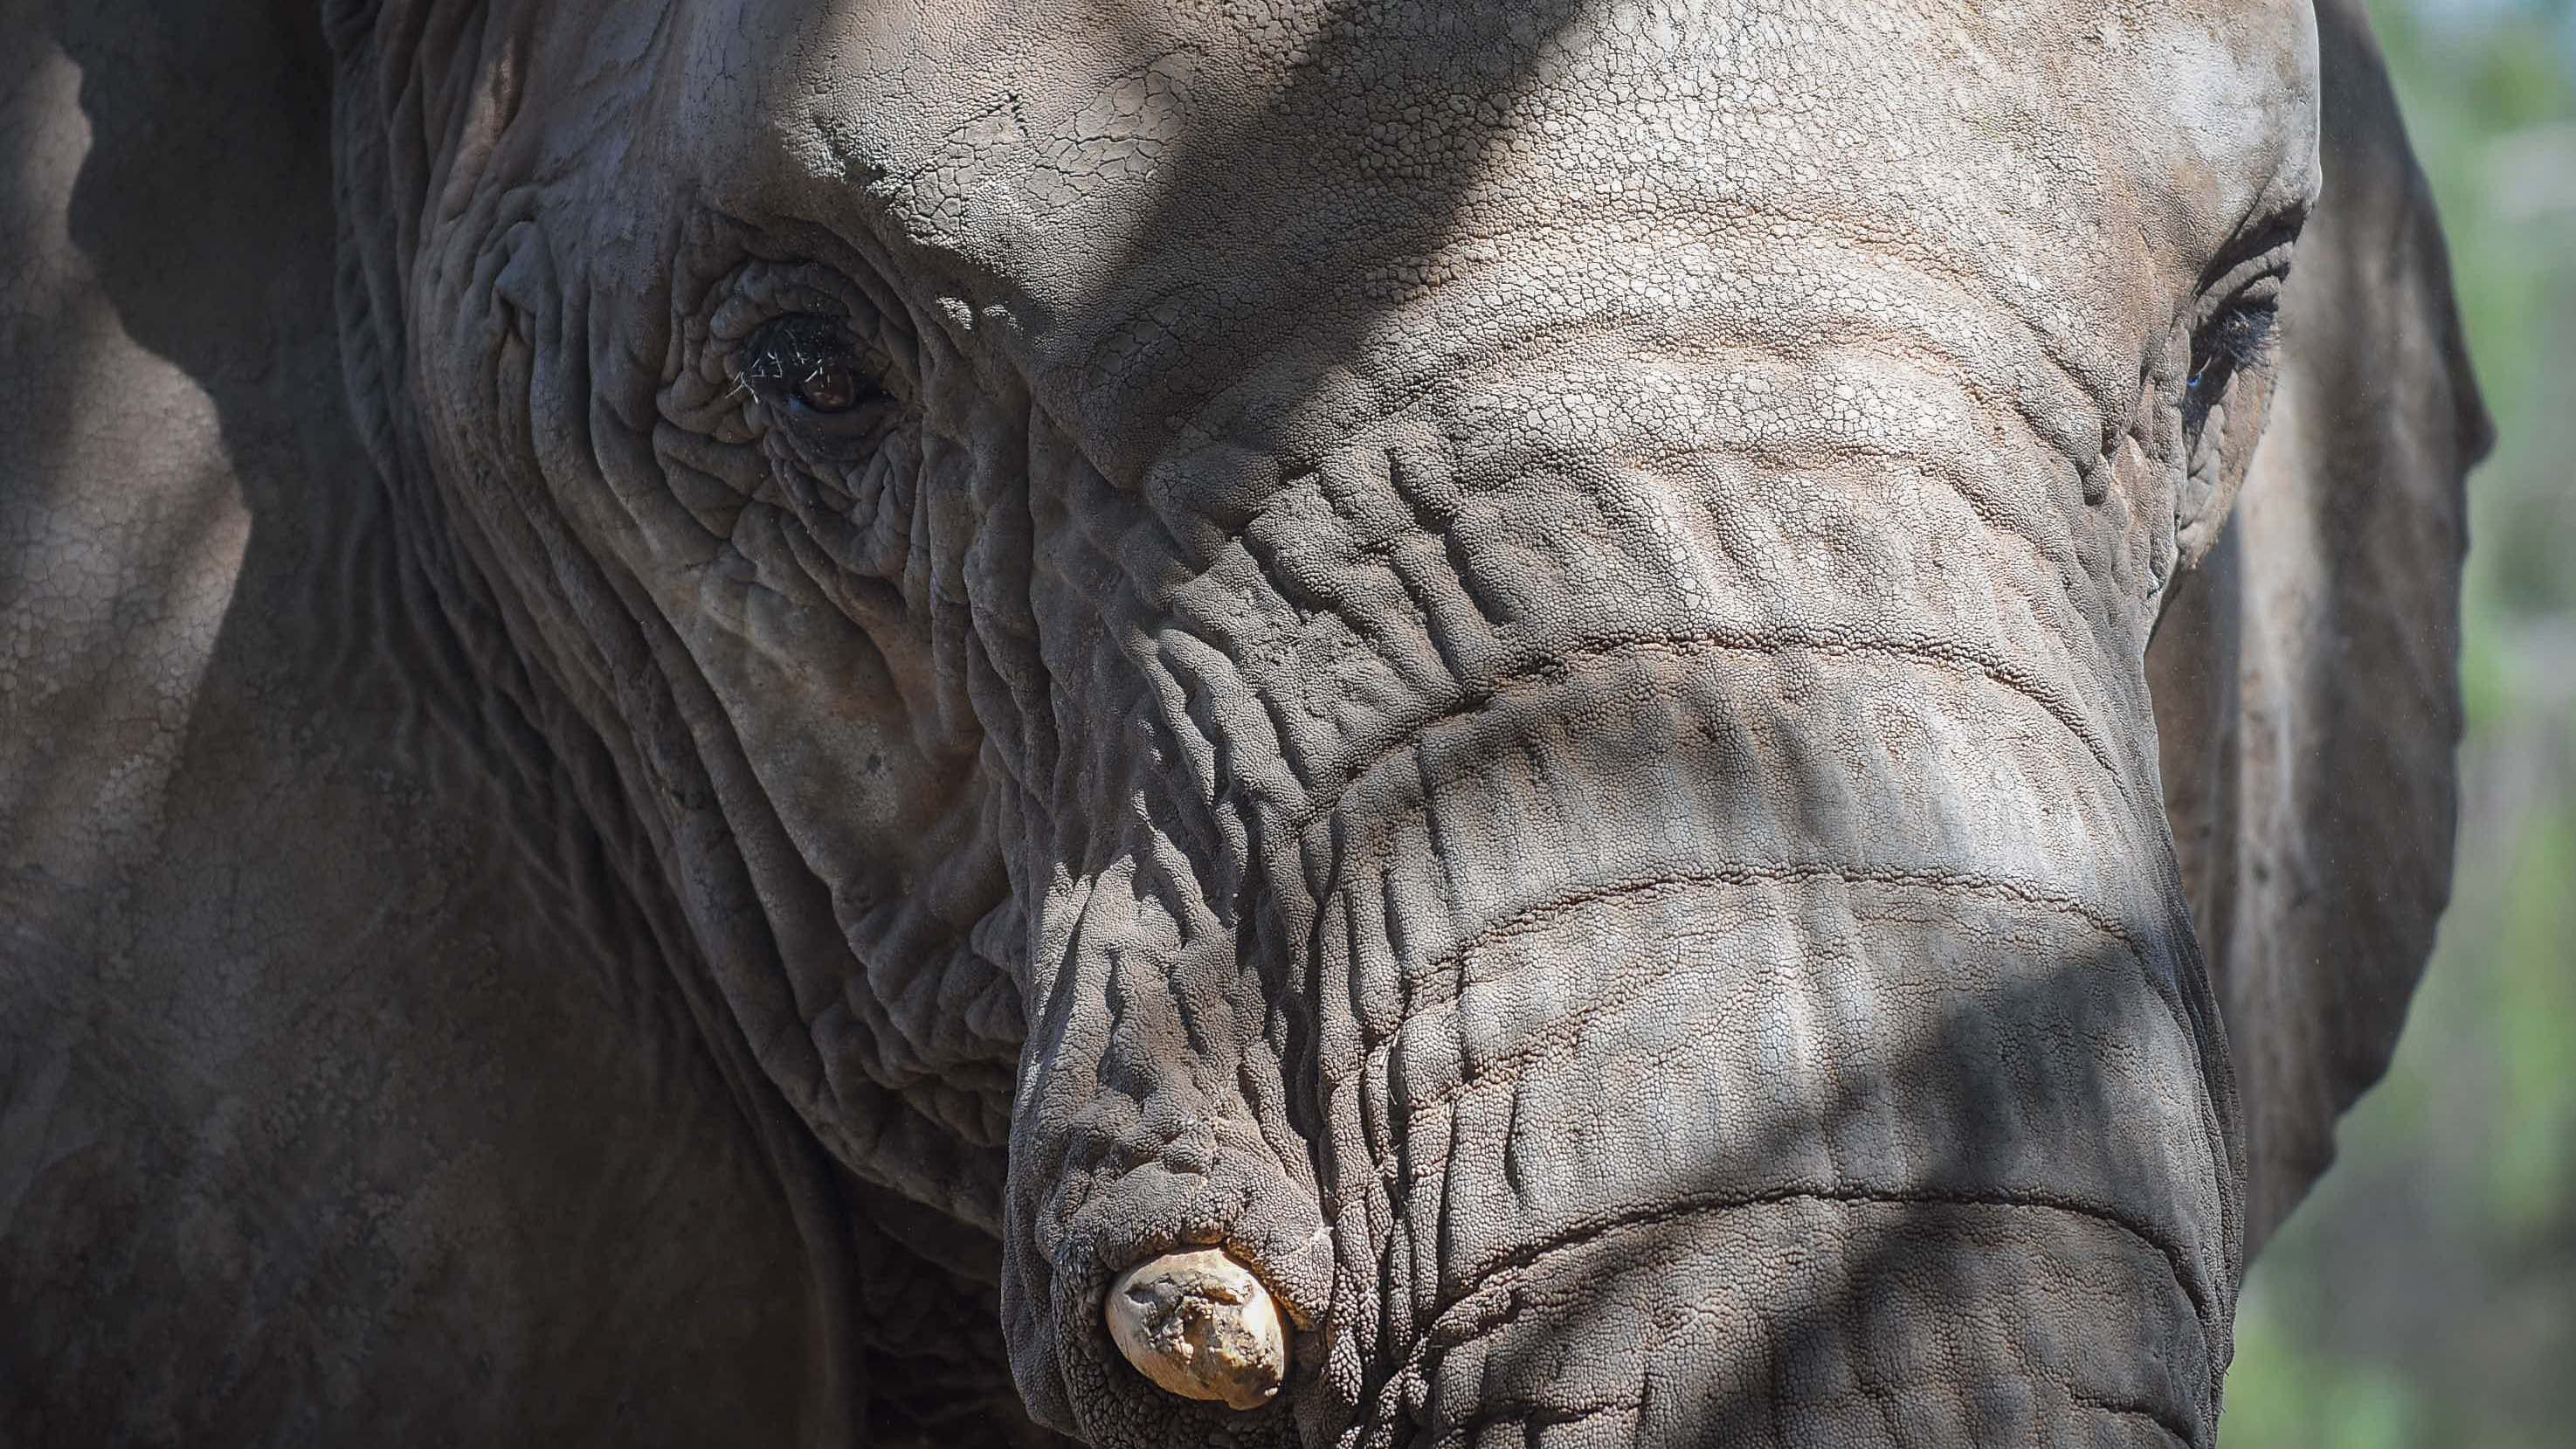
[2219,2,2576,1446]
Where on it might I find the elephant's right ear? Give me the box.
[2148,0,2492,1255]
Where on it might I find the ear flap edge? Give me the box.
[2149,0,2493,1255]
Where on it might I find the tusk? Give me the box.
[1102,1248,1289,1411]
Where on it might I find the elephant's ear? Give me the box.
[2148,0,2492,1253]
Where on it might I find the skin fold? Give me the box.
[0,1,2485,1446]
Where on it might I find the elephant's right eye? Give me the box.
[794,357,861,414]
[739,314,879,420]
[2181,234,2295,441]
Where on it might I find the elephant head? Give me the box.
[1,0,2484,1445]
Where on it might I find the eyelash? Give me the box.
[739,314,868,416]
[2183,300,2276,436]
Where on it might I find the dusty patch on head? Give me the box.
[2137,6,2322,224]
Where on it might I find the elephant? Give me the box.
[0,0,2488,1444]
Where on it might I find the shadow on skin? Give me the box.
[1378,940,2209,1447]
[10,4,872,1444]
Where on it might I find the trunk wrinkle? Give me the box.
[1442,1397,1647,1439]
[1273,627,2125,844]
[1316,860,2147,1111]
[2067,1392,2196,1448]
[1368,1188,2210,1435]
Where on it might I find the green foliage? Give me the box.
[2220,3,2576,1445]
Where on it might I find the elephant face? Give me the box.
[362,0,2322,1442]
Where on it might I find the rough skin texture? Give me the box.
[0,1,2485,1446]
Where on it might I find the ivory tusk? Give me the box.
[1102,1248,1288,1411]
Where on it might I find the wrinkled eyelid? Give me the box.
[704,255,919,357]
[709,281,846,345]
[2193,228,2300,325]
[743,313,852,369]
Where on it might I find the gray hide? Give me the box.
[1,0,2485,1446]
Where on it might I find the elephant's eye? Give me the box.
[2182,235,2293,441]
[796,358,861,413]
[2183,300,2276,436]
[741,314,873,417]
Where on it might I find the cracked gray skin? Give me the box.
[0,0,2487,1446]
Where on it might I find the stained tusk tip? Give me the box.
[1102,1247,1289,1411]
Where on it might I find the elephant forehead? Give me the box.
[608,0,2312,445]
[2134,4,2324,230]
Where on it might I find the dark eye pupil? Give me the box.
[797,362,860,413]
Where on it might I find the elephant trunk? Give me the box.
[1003,328,2241,1444]
[1290,609,2239,1446]
[1329,873,2226,1446]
